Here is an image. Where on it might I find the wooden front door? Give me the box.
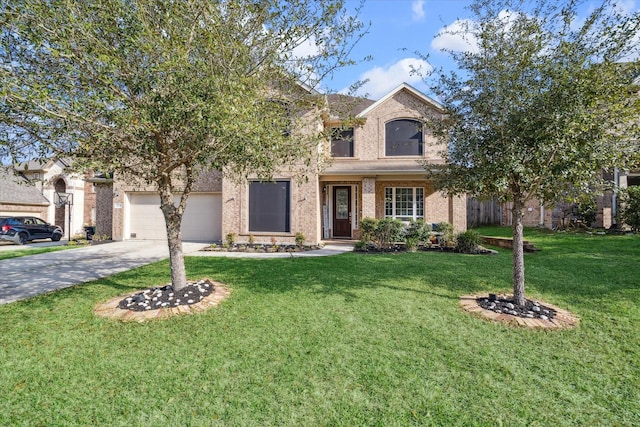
[332,186,351,238]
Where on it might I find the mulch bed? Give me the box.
[94,278,230,322]
[117,280,213,311]
[459,294,579,329]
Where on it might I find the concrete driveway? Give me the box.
[0,240,207,306]
[0,240,354,306]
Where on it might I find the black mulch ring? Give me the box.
[118,280,214,312]
[476,294,557,320]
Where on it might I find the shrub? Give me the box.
[375,217,404,248]
[360,217,377,243]
[435,222,455,247]
[573,195,597,227]
[248,234,255,245]
[358,217,404,249]
[405,219,431,246]
[619,186,640,232]
[456,230,481,253]
[225,232,236,246]
[295,232,305,247]
[354,240,367,251]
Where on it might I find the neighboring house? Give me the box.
[0,159,91,237]
[486,168,640,230]
[107,83,467,243]
[0,167,49,219]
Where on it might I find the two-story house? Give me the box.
[108,83,467,244]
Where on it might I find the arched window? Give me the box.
[385,119,423,156]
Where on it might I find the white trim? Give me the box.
[356,83,444,118]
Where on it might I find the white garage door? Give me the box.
[128,193,221,241]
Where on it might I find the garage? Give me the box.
[127,192,221,241]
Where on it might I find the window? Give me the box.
[249,180,290,232]
[385,119,423,156]
[385,187,424,221]
[331,128,354,157]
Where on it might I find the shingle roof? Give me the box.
[325,94,375,119]
[0,168,49,205]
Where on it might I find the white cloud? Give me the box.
[345,58,432,99]
[412,1,425,22]
[614,0,636,14]
[431,19,479,54]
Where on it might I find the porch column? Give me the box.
[362,177,376,219]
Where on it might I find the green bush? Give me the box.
[358,217,404,249]
[354,240,367,251]
[573,195,597,226]
[375,218,405,248]
[226,232,236,246]
[435,222,455,247]
[405,219,431,245]
[619,186,640,232]
[456,230,481,253]
[295,232,305,247]
[360,217,377,243]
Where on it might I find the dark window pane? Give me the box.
[385,119,423,156]
[249,181,290,232]
[331,128,354,157]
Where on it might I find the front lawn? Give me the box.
[1,229,638,425]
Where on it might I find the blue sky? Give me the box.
[324,0,639,100]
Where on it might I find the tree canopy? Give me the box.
[1,0,366,290]
[425,0,640,305]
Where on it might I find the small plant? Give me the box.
[358,217,404,249]
[92,234,110,242]
[456,230,481,253]
[226,232,236,246]
[295,232,305,247]
[360,217,377,243]
[405,219,431,247]
[248,234,255,245]
[405,237,419,252]
[354,240,367,251]
[573,195,597,227]
[435,222,455,247]
[270,236,278,247]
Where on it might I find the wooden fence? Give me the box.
[467,196,502,227]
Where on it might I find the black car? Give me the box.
[0,216,63,245]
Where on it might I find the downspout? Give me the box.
[540,204,545,228]
[613,168,619,224]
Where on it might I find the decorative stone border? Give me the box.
[94,279,230,322]
[459,294,579,329]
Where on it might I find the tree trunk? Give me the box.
[511,196,526,306]
[158,185,188,291]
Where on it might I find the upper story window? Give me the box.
[330,128,354,157]
[385,119,423,156]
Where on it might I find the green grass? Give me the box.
[1,229,639,426]
[0,244,80,260]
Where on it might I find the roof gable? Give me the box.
[356,83,443,118]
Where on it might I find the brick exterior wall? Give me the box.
[222,175,320,245]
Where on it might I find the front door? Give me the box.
[333,186,351,238]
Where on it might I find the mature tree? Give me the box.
[425,0,640,305]
[1,0,365,290]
